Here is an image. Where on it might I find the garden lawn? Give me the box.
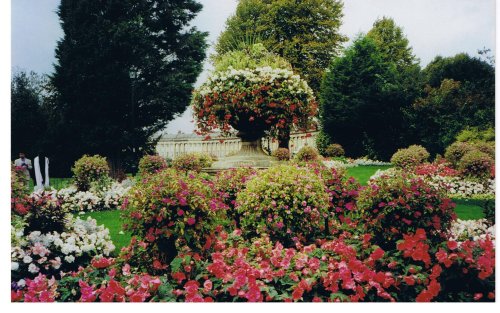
[347,165,392,185]
[452,198,486,220]
[81,210,132,253]
[28,177,73,191]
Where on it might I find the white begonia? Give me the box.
[64,255,75,263]
[22,255,32,263]
[11,262,19,271]
[17,279,26,288]
[28,263,39,274]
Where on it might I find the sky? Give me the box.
[11,0,496,133]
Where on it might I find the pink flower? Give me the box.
[177,209,184,216]
[187,217,196,226]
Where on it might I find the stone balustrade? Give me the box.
[156,131,318,160]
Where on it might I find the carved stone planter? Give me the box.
[208,131,277,171]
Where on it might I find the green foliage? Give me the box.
[472,141,495,159]
[72,155,110,191]
[315,130,331,156]
[456,127,495,143]
[45,0,208,175]
[216,0,347,92]
[320,35,419,160]
[272,148,290,161]
[366,17,418,71]
[444,142,476,168]
[212,43,291,72]
[11,70,48,160]
[138,155,168,176]
[171,153,213,173]
[236,164,329,245]
[390,145,430,169]
[324,143,345,158]
[407,53,495,156]
[294,146,320,162]
[458,150,494,179]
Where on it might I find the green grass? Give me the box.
[28,177,73,191]
[81,210,132,254]
[452,198,486,220]
[347,165,392,185]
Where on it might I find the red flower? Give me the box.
[370,248,385,261]
[91,257,115,269]
[187,217,196,226]
[446,240,458,250]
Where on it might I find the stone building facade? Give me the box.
[156,131,318,160]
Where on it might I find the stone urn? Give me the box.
[210,118,278,170]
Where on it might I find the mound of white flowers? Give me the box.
[45,179,134,213]
[11,215,115,283]
[449,219,495,244]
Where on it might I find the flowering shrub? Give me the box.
[390,145,430,169]
[236,165,329,245]
[11,273,58,302]
[12,164,29,213]
[172,153,213,172]
[138,154,168,176]
[272,147,290,161]
[123,169,227,269]
[214,167,258,223]
[23,191,69,234]
[72,155,110,191]
[294,146,320,162]
[458,150,494,179]
[472,141,495,159]
[57,179,132,212]
[358,174,456,249]
[444,141,476,167]
[54,256,163,302]
[414,161,459,177]
[11,216,115,283]
[192,66,317,140]
[449,219,495,243]
[324,143,345,158]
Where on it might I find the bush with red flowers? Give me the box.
[122,169,227,268]
[358,174,456,249]
[192,65,318,141]
[214,167,258,224]
[236,165,329,246]
[138,154,168,176]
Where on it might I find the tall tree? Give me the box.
[11,70,47,160]
[216,0,347,93]
[320,36,404,160]
[46,0,208,176]
[406,53,495,156]
[367,17,418,71]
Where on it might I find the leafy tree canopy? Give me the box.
[216,0,347,92]
[46,0,208,176]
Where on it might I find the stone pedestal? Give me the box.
[208,138,278,172]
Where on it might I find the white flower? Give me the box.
[11,262,19,271]
[64,255,75,263]
[17,279,26,288]
[28,263,39,273]
[22,255,32,263]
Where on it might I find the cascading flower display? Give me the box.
[191,66,318,139]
